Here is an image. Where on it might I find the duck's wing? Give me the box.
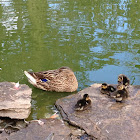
[123,76,130,86]
[31,67,72,81]
[25,69,59,82]
[74,99,85,110]
[108,85,116,92]
[24,66,78,92]
[100,88,107,94]
[24,71,37,85]
[123,89,129,98]
[34,70,59,80]
[24,70,59,91]
[75,99,82,107]
[110,90,118,98]
[111,90,127,99]
[86,99,92,105]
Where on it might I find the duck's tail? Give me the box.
[24,71,37,85]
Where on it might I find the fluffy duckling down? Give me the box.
[111,84,128,102]
[75,94,91,111]
[100,83,116,96]
[118,74,130,88]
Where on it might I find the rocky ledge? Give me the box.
[55,84,140,140]
[0,82,32,119]
[0,118,93,140]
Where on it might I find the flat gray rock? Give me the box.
[0,82,32,119]
[55,84,140,140]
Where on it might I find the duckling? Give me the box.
[100,83,116,96]
[75,94,91,111]
[111,84,128,102]
[24,66,78,92]
[118,74,130,88]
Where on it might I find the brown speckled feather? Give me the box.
[24,67,78,92]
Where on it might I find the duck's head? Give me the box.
[101,83,108,89]
[118,74,123,82]
[117,84,124,90]
[83,94,90,101]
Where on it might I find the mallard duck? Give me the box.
[75,94,91,111]
[100,83,116,96]
[111,84,128,102]
[118,74,130,88]
[24,66,78,92]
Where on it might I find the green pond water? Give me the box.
[0,0,139,120]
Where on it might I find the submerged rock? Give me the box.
[55,83,140,140]
[0,118,93,140]
[0,82,32,119]
[0,118,28,134]
[0,119,71,140]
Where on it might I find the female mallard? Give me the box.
[100,83,116,96]
[118,74,130,88]
[24,67,78,92]
[111,84,128,102]
[75,94,91,111]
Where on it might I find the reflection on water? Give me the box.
[0,0,139,120]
